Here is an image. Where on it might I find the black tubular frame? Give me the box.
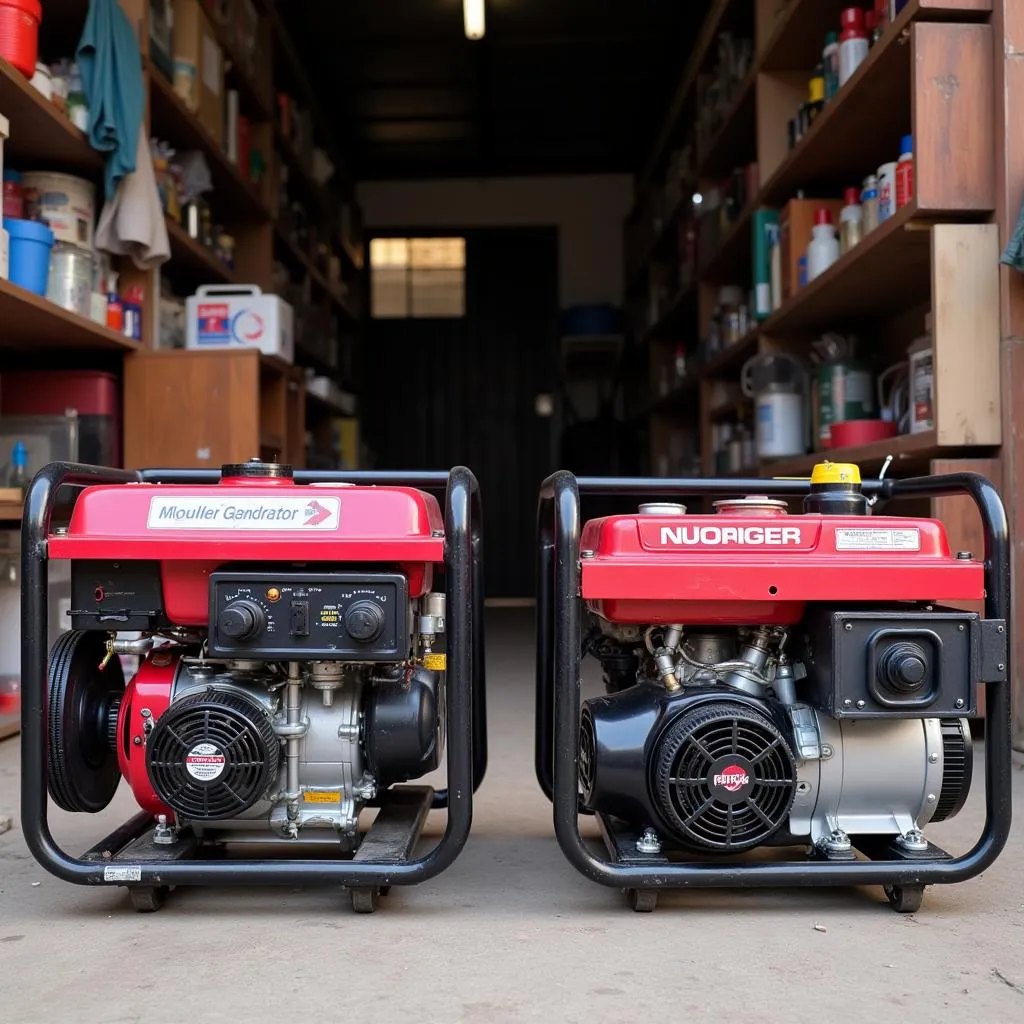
[21,462,484,888]
[535,471,1012,889]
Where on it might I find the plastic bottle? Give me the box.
[861,174,880,234]
[6,442,28,497]
[822,31,840,101]
[806,209,840,281]
[838,8,869,87]
[106,269,123,332]
[122,284,144,341]
[840,187,863,253]
[896,133,914,208]
[806,66,825,129]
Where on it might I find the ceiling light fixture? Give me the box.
[464,0,485,40]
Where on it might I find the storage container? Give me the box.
[0,0,41,79]
[46,242,94,317]
[0,372,121,466]
[186,284,295,362]
[22,171,96,249]
[6,216,53,295]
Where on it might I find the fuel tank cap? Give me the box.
[713,496,789,516]
[638,502,687,515]
[221,458,293,480]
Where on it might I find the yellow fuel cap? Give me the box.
[810,461,861,485]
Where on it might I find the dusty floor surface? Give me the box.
[1,609,1022,1023]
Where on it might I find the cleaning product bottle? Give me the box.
[806,208,840,281]
[840,187,863,253]
[861,174,880,234]
[896,134,914,208]
[838,8,869,87]
[122,284,144,341]
[106,269,123,332]
[806,65,825,129]
[6,442,28,497]
[822,31,840,101]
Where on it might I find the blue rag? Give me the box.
[77,0,145,200]
[1001,191,1024,273]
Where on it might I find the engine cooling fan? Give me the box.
[652,702,796,852]
[146,689,281,820]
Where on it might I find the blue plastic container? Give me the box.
[7,217,55,296]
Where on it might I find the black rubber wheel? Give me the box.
[884,884,925,914]
[627,888,658,913]
[351,887,379,914]
[47,631,125,813]
[128,886,168,913]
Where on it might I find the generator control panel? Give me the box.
[208,572,408,660]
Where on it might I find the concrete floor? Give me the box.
[0,609,1022,1023]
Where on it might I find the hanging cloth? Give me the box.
[77,0,146,200]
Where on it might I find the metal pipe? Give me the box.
[538,469,1012,889]
[20,462,479,887]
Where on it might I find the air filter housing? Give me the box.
[146,689,280,820]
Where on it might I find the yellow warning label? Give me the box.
[423,653,447,671]
[303,791,340,804]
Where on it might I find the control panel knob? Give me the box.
[344,600,385,642]
[218,599,267,641]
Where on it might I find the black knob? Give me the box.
[345,600,385,643]
[219,599,266,641]
[879,642,928,694]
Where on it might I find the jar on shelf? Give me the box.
[719,285,747,345]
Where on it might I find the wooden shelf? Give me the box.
[149,68,270,224]
[305,390,349,418]
[274,223,356,322]
[626,197,687,293]
[648,378,699,417]
[699,329,760,378]
[700,199,756,284]
[0,278,141,350]
[761,201,929,335]
[0,500,23,521]
[165,217,237,284]
[639,282,698,346]
[0,57,103,171]
[759,429,953,478]
[698,68,757,179]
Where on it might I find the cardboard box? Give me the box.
[173,0,225,148]
[186,285,294,363]
[778,198,844,301]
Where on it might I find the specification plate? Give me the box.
[835,528,921,552]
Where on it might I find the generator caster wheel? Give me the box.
[626,888,658,913]
[128,885,169,913]
[350,887,381,914]
[884,884,925,914]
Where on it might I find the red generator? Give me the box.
[535,463,1011,913]
[22,460,486,913]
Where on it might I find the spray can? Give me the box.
[908,329,934,433]
[877,161,897,222]
[895,134,914,208]
[861,174,880,233]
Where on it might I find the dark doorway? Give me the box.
[364,227,559,598]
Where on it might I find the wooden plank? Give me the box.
[913,23,995,213]
[0,279,141,351]
[932,223,1001,445]
[760,428,944,478]
[123,349,261,468]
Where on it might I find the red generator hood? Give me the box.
[48,477,446,565]
[580,511,984,626]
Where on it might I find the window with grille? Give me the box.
[370,237,466,318]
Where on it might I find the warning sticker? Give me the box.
[423,653,447,672]
[303,791,340,804]
[835,528,921,552]
[147,495,340,531]
[103,865,142,883]
[185,742,226,781]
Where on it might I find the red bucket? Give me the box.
[0,0,41,79]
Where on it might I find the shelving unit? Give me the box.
[625,0,998,493]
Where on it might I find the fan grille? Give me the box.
[653,702,796,852]
[932,718,973,822]
[146,689,280,820]
[578,710,597,803]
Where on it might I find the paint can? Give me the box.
[46,242,94,317]
[21,171,96,250]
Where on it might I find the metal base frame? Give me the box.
[535,472,1012,894]
[22,463,485,892]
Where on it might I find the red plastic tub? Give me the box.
[0,0,41,79]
